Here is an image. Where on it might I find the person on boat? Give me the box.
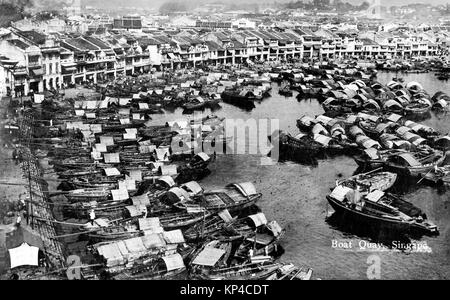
[249,249,254,258]
[88,209,96,226]
[15,214,22,228]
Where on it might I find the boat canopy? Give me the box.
[357,112,379,123]
[386,113,403,123]
[406,81,423,91]
[363,99,380,110]
[299,115,315,127]
[364,148,379,159]
[412,138,427,147]
[356,135,380,149]
[104,167,121,177]
[375,122,393,133]
[330,185,353,202]
[312,123,329,136]
[229,182,257,197]
[349,125,365,138]
[248,212,268,228]
[295,133,307,140]
[160,165,178,176]
[104,153,120,164]
[167,187,191,202]
[196,152,211,162]
[316,115,333,126]
[162,253,185,271]
[131,194,150,207]
[162,230,185,244]
[192,247,226,267]
[396,153,421,167]
[111,188,129,201]
[96,234,166,267]
[155,147,171,161]
[433,99,448,108]
[182,181,203,195]
[396,126,411,136]
[384,100,403,109]
[366,190,385,203]
[139,218,164,233]
[157,176,176,187]
[323,97,339,106]
[125,205,146,217]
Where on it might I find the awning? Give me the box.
[111,188,129,201]
[30,68,44,76]
[162,230,185,244]
[62,66,77,72]
[162,253,185,271]
[13,69,28,76]
[104,167,120,176]
[248,213,268,227]
[104,153,120,164]
[192,247,226,267]
[8,243,39,269]
[139,218,163,233]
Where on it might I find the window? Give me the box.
[55,63,59,73]
[43,64,47,75]
[49,63,53,74]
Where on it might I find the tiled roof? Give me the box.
[83,36,111,50]
[8,39,30,50]
[62,37,99,52]
[18,30,46,45]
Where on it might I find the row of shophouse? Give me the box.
[0,26,447,97]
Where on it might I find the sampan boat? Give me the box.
[385,150,446,177]
[174,182,261,213]
[336,170,397,193]
[327,187,438,236]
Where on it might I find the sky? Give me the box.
[79,0,450,9]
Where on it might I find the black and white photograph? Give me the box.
[0,0,449,284]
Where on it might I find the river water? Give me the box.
[148,71,450,280]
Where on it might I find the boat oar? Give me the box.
[417,168,434,184]
[289,269,303,280]
[361,167,384,177]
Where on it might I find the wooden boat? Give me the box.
[270,130,323,158]
[404,102,431,115]
[278,84,293,97]
[296,115,316,132]
[174,182,261,213]
[336,170,397,193]
[158,211,213,230]
[233,218,285,260]
[182,214,234,242]
[327,187,438,235]
[196,262,281,280]
[420,165,450,186]
[221,89,256,110]
[112,254,186,280]
[189,240,233,276]
[266,263,313,280]
[182,97,220,111]
[354,148,408,170]
[65,188,111,202]
[385,150,446,177]
[83,224,141,242]
[58,168,102,179]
